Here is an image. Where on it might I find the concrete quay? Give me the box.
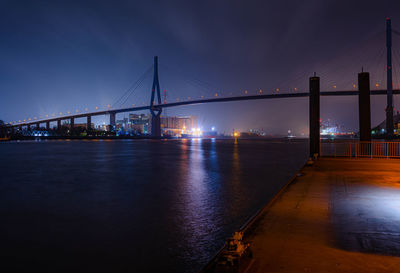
[242,158,400,273]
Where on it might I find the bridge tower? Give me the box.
[150,56,162,137]
[386,18,394,138]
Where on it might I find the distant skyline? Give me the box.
[1,0,400,134]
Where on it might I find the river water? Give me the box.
[0,139,307,273]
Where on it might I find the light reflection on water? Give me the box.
[0,139,307,273]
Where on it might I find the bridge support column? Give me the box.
[70,118,74,129]
[46,121,50,130]
[27,124,31,131]
[109,112,116,131]
[309,75,320,158]
[18,125,22,131]
[57,120,61,130]
[87,116,92,131]
[36,122,40,130]
[358,72,371,142]
[151,115,161,137]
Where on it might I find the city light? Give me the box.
[212,127,215,131]
[191,128,202,137]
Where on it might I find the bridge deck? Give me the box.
[242,158,400,273]
[7,89,400,127]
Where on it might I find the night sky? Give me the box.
[1,0,400,135]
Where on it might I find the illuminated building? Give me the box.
[161,115,198,136]
[129,114,150,134]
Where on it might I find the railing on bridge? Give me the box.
[320,140,400,158]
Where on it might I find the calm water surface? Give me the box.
[0,139,307,273]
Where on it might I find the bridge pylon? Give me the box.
[150,56,162,137]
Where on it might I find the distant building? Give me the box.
[110,113,199,136]
[161,115,198,136]
[116,118,130,131]
[64,123,94,129]
[130,114,150,134]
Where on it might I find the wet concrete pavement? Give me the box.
[245,158,400,273]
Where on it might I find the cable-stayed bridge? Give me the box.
[4,18,400,144]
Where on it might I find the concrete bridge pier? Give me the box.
[36,122,40,130]
[358,72,371,141]
[109,112,116,132]
[46,121,50,130]
[70,118,74,129]
[358,71,372,155]
[151,114,161,137]
[87,116,92,131]
[309,74,320,158]
[27,124,31,131]
[57,120,61,130]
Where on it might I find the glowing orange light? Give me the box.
[376,83,379,87]
[215,93,218,97]
[244,90,248,94]
[333,85,337,89]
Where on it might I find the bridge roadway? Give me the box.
[8,89,400,128]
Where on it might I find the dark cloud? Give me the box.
[1,0,400,134]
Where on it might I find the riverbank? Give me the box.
[2,135,308,142]
[202,158,400,272]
